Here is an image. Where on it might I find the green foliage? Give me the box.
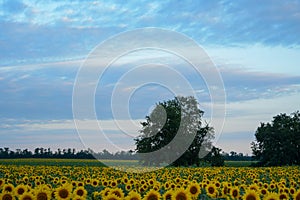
[224,161,257,167]
[204,146,225,167]
[0,158,106,167]
[135,96,215,167]
[251,111,300,166]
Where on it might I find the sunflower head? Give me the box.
[293,190,300,200]
[3,183,14,193]
[187,182,201,198]
[109,188,124,199]
[91,179,98,187]
[15,185,28,197]
[143,189,161,200]
[0,192,15,200]
[278,192,288,200]
[263,192,279,200]
[125,191,142,200]
[103,194,121,200]
[110,180,117,188]
[73,186,87,198]
[19,192,35,200]
[0,179,4,188]
[172,188,191,200]
[162,190,172,200]
[230,187,240,199]
[206,183,217,198]
[36,190,51,200]
[242,189,260,200]
[55,185,72,200]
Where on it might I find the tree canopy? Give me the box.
[251,111,300,166]
[135,96,215,166]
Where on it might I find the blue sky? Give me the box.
[0,0,300,154]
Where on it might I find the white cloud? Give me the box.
[6,119,142,133]
[206,44,300,75]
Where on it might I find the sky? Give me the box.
[0,0,300,155]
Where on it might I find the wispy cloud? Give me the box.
[1,1,300,65]
[1,57,299,120]
[0,118,142,152]
[1,1,299,154]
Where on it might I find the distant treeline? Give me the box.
[0,147,137,160]
[0,147,252,161]
[222,151,253,161]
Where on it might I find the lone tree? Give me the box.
[251,111,300,166]
[135,96,215,166]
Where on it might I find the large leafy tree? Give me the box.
[135,96,214,166]
[251,111,300,166]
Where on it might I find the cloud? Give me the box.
[1,1,300,66]
[0,54,299,120]
[2,91,299,154]
[0,118,142,152]
[206,45,300,75]
[220,68,300,102]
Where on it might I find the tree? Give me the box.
[204,146,225,167]
[251,111,300,166]
[135,96,214,166]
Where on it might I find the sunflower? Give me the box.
[263,192,279,200]
[72,197,85,200]
[249,184,259,192]
[14,184,28,197]
[110,180,118,188]
[187,182,201,198]
[164,182,171,190]
[269,184,276,191]
[290,188,296,195]
[19,192,35,200]
[102,180,109,187]
[54,185,72,200]
[294,190,300,200]
[109,188,124,199]
[35,188,51,200]
[3,184,14,193]
[278,193,288,200]
[100,188,111,197]
[148,179,155,185]
[125,191,142,200]
[138,187,145,194]
[85,178,91,185]
[170,183,176,190]
[171,188,191,200]
[93,191,101,199]
[221,184,230,197]
[260,188,268,196]
[103,194,121,200]
[206,183,217,198]
[0,192,15,200]
[0,179,4,188]
[230,187,240,199]
[91,179,99,187]
[242,189,260,200]
[143,189,161,200]
[125,184,132,191]
[215,181,221,188]
[163,190,172,200]
[72,187,87,199]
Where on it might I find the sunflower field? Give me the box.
[0,159,300,200]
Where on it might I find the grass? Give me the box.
[0,158,106,167]
[0,158,257,168]
[224,160,257,167]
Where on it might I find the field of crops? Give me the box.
[0,159,300,200]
